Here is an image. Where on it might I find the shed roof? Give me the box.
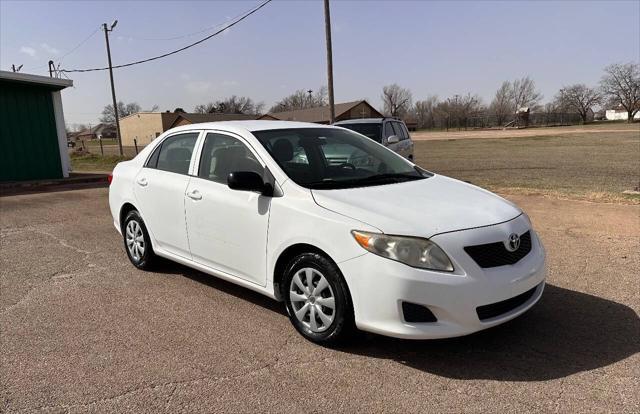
[0,71,73,90]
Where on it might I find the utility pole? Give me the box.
[323,0,335,124]
[103,20,123,156]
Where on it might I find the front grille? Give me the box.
[476,285,538,321]
[464,231,532,268]
[402,302,437,323]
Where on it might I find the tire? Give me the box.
[283,252,355,345]
[122,210,156,270]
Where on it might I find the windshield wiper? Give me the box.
[355,173,424,183]
[307,173,423,189]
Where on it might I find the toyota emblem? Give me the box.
[506,233,521,252]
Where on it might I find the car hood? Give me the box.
[311,174,522,237]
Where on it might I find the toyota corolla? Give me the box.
[108,121,546,344]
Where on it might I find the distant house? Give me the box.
[120,111,260,147]
[259,100,383,124]
[605,104,640,121]
[169,112,259,129]
[74,123,116,141]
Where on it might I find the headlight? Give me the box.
[351,230,454,272]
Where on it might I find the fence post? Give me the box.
[134,139,138,155]
[99,138,104,156]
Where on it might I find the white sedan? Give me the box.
[109,121,546,344]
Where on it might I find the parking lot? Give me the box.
[1,187,639,413]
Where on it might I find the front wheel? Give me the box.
[122,210,156,270]
[283,253,355,344]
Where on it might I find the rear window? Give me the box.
[338,123,382,143]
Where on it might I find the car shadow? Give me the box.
[152,260,639,382]
[336,284,640,381]
[152,258,286,316]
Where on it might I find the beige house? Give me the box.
[120,112,180,147]
[120,112,261,147]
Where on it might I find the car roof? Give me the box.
[333,118,391,125]
[165,120,340,135]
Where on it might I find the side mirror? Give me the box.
[387,135,400,144]
[227,171,268,194]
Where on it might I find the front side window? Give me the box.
[384,122,397,140]
[253,128,429,190]
[147,132,199,174]
[198,133,263,184]
[394,122,408,140]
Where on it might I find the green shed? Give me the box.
[0,71,73,181]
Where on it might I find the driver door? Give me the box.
[184,132,270,286]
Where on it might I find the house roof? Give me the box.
[261,100,382,123]
[76,123,115,136]
[0,70,73,90]
[169,112,260,128]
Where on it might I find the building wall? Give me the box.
[605,110,640,121]
[120,113,164,147]
[0,80,64,181]
[344,102,381,120]
[120,112,180,147]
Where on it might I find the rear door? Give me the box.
[184,131,270,286]
[133,131,201,259]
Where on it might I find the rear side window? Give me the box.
[148,132,199,175]
[339,123,382,143]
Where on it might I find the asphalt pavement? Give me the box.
[1,188,638,413]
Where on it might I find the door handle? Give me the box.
[136,177,148,187]
[187,190,202,200]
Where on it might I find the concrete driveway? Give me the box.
[1,188,638,413]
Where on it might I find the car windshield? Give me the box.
[252,128,430,190]
[337,123,382,143]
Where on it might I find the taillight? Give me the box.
[108,173,113,185]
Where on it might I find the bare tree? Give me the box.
[413,96,438,129]
[600,62,640,123]
[194,102,217,114]
[194,96,264,115]
[511,76,542,112]
[555,84,601,123]
[437,93,483,129]
[490,81,513,125]
[100,102,141,124]
[270,87,328,112]
[381,84,413,117]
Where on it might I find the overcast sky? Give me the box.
[2,0,639,126]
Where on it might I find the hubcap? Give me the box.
[125,220,145,261]
[289,267,336,333]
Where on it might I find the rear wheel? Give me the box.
[122,210,156,270]
[283,253,355,344]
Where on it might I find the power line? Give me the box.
[117,5,261,42]
[60,0,271,73]
[59,25,101,64]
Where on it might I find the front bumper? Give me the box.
[338,215,546,339]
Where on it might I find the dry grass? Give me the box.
[70,153,130,173]
[414,129,640,204]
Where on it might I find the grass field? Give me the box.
[69,153,129,172]
[415,129,640,203]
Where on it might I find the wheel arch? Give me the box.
[119,202,138,231]
[272,243,354,307]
